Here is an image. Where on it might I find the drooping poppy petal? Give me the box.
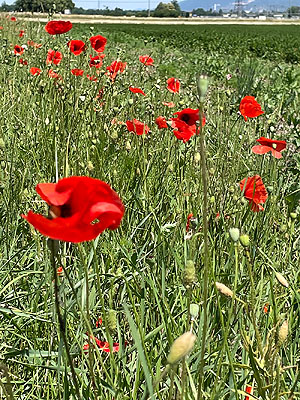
[89,54,105,68]
[162,101,175,108]
[126,119,150,135]
[46,49,62,65]
[89,35,107,53]
[71,68,84,76]
[22,176,124,243]
[30,67,41,76]
[129,87,145,96]
[240,96,264,121]
[240,175,268,212]
[139,55,154,66]
[48,69,61,79]
[155,116,168,129]
[67,39,86,56]
[251,137,286,159]
[167,77,180,93]
[106,60,127,81]
[45,20,72,35]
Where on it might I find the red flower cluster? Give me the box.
[106,60,127,81]
[68,40,86,56]
[45,20,72,35]
[83,335,119,353]
[240,96,264,121]
[126,119,150,135]
[240,175,268,212]
[167,77,180,93]
[46,49,62,65]
[139,55,154,66]
[90,35,107,53]
[252,137,286,159]
[171,108,206,143]
[155,116,168,129]
[22,176,125,243]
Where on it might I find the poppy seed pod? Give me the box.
[278,320,288,345]
[229,228,240,243]
[183,260,196,288]
[167,332,196,365]
[239,234,250,248]
[197,74,209,103]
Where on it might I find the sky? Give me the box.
[74,0,160,9]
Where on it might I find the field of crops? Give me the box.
[0,16,299,400]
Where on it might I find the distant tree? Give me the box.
[14,0,74,13]
[0,1,15,11]
[153,2,180,17]
[288,6,300,16]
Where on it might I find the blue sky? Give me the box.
[74,0,161,9]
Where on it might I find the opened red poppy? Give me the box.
[14,45,24,55]
[155,116,168,129]
[19,30,25,38]
[129,87,145,96]
[68,40,86,56]
[167,77,180,93]
[83,335,119,353]
[71,68,84,76]
[48,69,61,79]
[89,54,105,68]
[126,119,150,135]
[106,60,127,81]
[45,20,72,35]
[46,49,62,65]
[139,55,154,66]
[22,176,124,243]
[173,108,204,126]
[240,96,264,121]
[89,35,107,53]
[171,108,206,143]
[251,137,286,159]
[19,58,28,65]
[10,16,16,21]
[30,67,41,76]
[240,175,268,212]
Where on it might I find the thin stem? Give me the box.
[49,240,81,399]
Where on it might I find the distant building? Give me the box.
[64,9,71,14]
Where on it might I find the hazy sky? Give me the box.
[74,0,160,9]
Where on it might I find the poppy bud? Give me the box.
[87,161,94,171]
[209,196,215,204]
[215,282,233,298]
[275,272,289,288]
[228,186,235,193]
[167,332,196,365]
[107,309,117,332]
[278,320,288,345]
[183,260,196,288]
[0,138,5,148]
[209,167,215,175]
[111,131,118,140]
[229,228,240,243]
[190,303,199,320]
[194,152,201,163]
[239,234,250,248]
[197,74,209,103]
[290,212,297,219]
[125,141,131,151]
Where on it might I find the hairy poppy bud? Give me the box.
[107,309,117,332]
[229,228,240,243]
[167,332,196,365]
[278,320,288,345]
[190,303,199,320]
[197,74,209,103]
[290,212,297,219]
[215,282,233,297]
[125,141,131,151]
[87,161,94,171]
[239,234,250,248]
[183,260,196,288]
[275,272,289,288]
[194,152,201,163]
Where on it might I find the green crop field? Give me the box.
[0,17,299,400]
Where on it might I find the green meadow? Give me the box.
[0,18,299,399]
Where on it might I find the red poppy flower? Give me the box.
[173,108,202,126]
[126,119,150,135]
[83,335,119,353]
[57,266,63,276]
[19,58,28,65]
[139,55,154,66]
[68,40,86,56]
[71,68,84,76]
[30,67,41,76]
[19,30,25,38]
[89,35,107,53]
[0,26,3,30]
[186,213,194,232]
[86,74,98,82]
[251,137,286,159]
[45,20,72,35]
[89,54,105,68]
[245,385,252,400]
[162,101,175,108]
[171,108,206,143]
[22,176,124,243]
[263,303,269,314]
[129,87,145,96]
[48,69,61,79]
[240,175,268,212]
[155,116,168,129]
[106,60,127,81]
[10,16,16,21]
[167,77,180,93]
[46,49,62,65]
[14,45,24,55]
[240,96,264,121]
[95,317,103,328]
